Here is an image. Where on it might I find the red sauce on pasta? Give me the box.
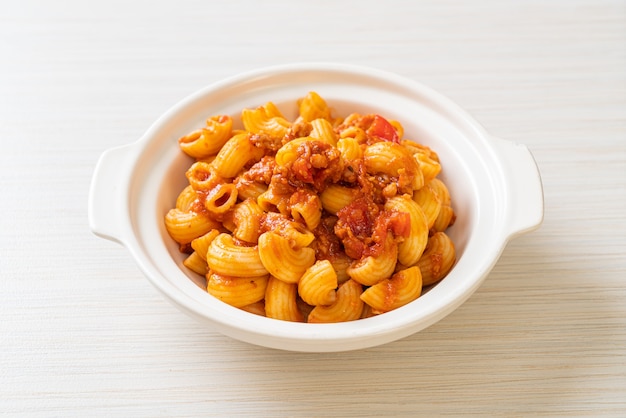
[259,212,293,234]
[286,140,343,191]
[312,216,344,260]
[335,196,410,259]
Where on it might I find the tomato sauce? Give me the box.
[335,196,411,260]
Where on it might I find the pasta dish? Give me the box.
[164,92,456,323]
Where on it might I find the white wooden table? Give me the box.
[2,1,625,416]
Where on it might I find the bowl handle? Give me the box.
[88,143,137,245]
[491,137,544,239]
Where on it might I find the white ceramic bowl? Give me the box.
[88,63,543,352]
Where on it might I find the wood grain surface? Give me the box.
[1,1,625,416]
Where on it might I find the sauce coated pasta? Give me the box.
[165,92,456,323]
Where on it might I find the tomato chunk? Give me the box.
[367,114,399,143]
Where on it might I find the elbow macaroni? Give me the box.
[298,260,338,306]
[178,115,233,159]
[384,195,429,266]
[360,266,422,314]
[265,276,304,322]
[165,92,458,323]
[346,233,398,286]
